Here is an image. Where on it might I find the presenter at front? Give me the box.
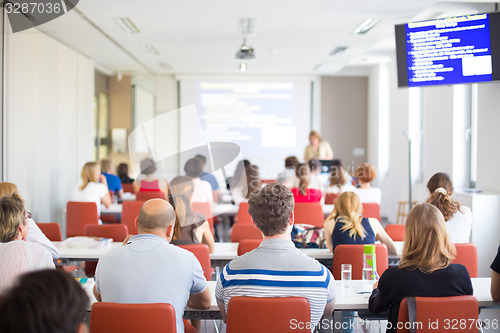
[304,130,334,161]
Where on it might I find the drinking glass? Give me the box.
[341,264,352,287]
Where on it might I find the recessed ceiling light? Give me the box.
[352,18,380,35]
[144,44,159,56]
[159,62,172,70]
[115,17,140,34]
[329,46,348,56]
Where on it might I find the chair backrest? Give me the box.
[66,201,99,238]
[178,244,213,281]
[136,191,165,200]
[231,224,263,242]
[37,223,62,241]
[260,179,276,184]
[237,239,262,255]
[293,202,324,227]
[324,193,339,205]
[385,224,405,242]
[236,202,252,224]
[452,243,478,278]
[362,203,381,221]
[122,183,135,194]
[332,244,388,280]
[84,224,129,242]
[397,296,479,333]
[226,296,310,333]
[121,201,146,235]
[90,302,176,333]
[191,201,214,235]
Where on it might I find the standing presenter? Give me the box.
[304,130,334,161]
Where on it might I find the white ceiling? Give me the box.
[36,0,496,76]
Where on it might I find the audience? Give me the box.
[0,182,59,258]
[0,194,54,295]
[426,172,473,243]
[231,163,261,204]
[276,156,299,188]
[117,162,134,184]
[291,163,322,202]
[304,130,334,161]
[216,183,336,326]
[323,191,396,254]
[195,154,222,202]
[100,158,123,198]
[184,158,214,205]
[93,199,211,333]
[72,161,111,215]
[229,159,251,201]
[492,244,500,302]
[135,158,168,195]
[354,163,381,204]
[169,176,215,253]
[369,203,473,332]
[325,159,355,194]
[0,269,89,333]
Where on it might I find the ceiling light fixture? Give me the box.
[159,62,172,70]
[329,46,348,56]
[239,62,248,72]
[240,18,257,36]
[144,44,160,56]
[313,63,326,71]
[115,17,140,34]
[352,18,380,35]
[235,38,255,61]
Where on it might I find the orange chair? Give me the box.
[260,179,276,184]
[293,202,324,227]
[178,244,214,281]
[324,193,339,205]
[236,202,252,224]
[226,296,310,333]
[122,183,135,194]
[397,296,479,333]
[83,224,129,277]
[362,203,381,221]
[231,224,263,242]
[90,302,176,333]
[452,243,478,278]
[191,202,215,235]
[332,244,388,280]
[237,239,262,255]
[385,224,405,241]
[37,223,62,241]
[121,201,146,235]
[66,202,99,238]
[136,191,165,201]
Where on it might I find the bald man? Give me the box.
[93,199,211,333]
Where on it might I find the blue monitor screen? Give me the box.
[395,12,500,87]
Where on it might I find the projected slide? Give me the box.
[406,14,492,87]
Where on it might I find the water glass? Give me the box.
[341,264,352,283]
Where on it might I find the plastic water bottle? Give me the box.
[362,245,377,284]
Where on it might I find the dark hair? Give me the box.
[184,158,203,178]
[356,163,376,183]
[426,172,461,221]
[295,163,310,196]
[245,164,261,199]
[194,154,207,164]
[140,158,157,175]
[0,193,25,243]
[284,156,299,169]
[248,183,294,237]
[116,163,129,178]
[0,269,89,333]
[307,159,322,173]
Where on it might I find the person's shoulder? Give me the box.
[447,263,470,276]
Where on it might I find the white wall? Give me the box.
[5,27,94,230]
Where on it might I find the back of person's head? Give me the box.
[248,183,294,237]
[245,164,261,199]
[100,158,113,173]
[116,163,129,178]
[169,176,195,230]
[328,162,347,188]
[140,158,157,175]
[194,154,207,165]
[80,162,99,190]
[295,163,310,196]
[400,203,456,273]
[309,130,321,142]
[0,193,25,243]
[356,163,376,184]
[329,191,366,239]
[308,159,322,173]
[426,172,460,221]
[284,156,299,169]
[0,269,89,333]
[184,158,203,178]
[0,182,18,197]
[138,199,176,232]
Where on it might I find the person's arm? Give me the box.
[491,270,500,302]
[323,219,335,252]
[99,176,112,208]
[187,286,211,309]
[202,224,215,253]
[217,299,227,322]
[370,218,397,255]
[323,269,336,316]
[26,219,60,259]
[323,300,336,316]
[322,141,334,160]
[93,285,102,302]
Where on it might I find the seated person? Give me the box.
[308,159,323,190]
[134,158,168,195]
[72,161,111,215]
[291,163,322,202]
[94,199,211,333]
[216,183,335,327]
[194,154,221,202]
[0,182,59,259]
[101,158,123,198]
[369,203,473,332]
[353,163,381,204]
[231,163,261,205]
[0,194,54,295]
[169,176,215,253]
[426,172,472,243]
[276,156,299,188]
[117,162,134,184]
[325,159,355,194]
[184,158,214,205]
[323,191,396,254]
[0,269,89,333]
[492,244,500,302]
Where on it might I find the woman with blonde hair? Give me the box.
[169,176,214,253]
[72,162,111,215]
[323,191,395,254]
[304,130,334,161]
[369,203,473,332]
[426,172,472,243]
[291,163,322,202]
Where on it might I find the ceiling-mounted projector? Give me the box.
[235,39,255,60]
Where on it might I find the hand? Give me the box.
[373,281,379,289]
